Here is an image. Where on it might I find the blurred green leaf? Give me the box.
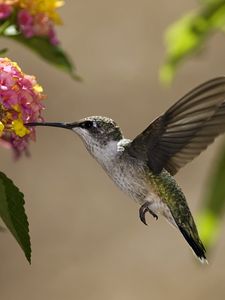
[0,19,11,35]
[160,0,225,84]
[1,24,81,80]
[197,139,225,250]
[11,35,81,80]
[0,172,31,263]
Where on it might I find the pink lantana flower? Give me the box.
[0,1,62,45]
[17,9,60,44]
[17,9,34,38]
[0,3,12,20]
[0,57,45,157]
[48,25,59,45]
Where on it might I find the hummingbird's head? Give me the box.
[70,116,123,148]
[26,116,123,160]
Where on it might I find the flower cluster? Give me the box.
[0,2,13,20]
[0,0,63,45]
[0,57,45,157]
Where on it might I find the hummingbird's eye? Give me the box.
[80,120,94,129]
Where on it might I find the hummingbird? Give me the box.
[26,77,225,263]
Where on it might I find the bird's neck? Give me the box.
[88,138,131,170]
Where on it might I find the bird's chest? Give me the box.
[89,141,150,202]
[104,159,149,202]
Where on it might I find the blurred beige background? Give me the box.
[1,0,225,299]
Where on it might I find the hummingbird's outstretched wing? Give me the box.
[127,77,225,175]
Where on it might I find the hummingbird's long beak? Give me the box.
[25,121,79,130]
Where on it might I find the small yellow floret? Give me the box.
[0,122,5,135]
[11,60,22,73]
[34,83,43,93]
[12,104,21,112]
[12,119,30,137]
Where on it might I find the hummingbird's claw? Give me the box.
[139,202,158,225]
[139,207,149,225]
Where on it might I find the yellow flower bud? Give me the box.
[0,122,5,135]
[12,119,30,137]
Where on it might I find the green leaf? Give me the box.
[3,25,81,80]
[160,0,225,84]
[197,139,225,250]
[12,35,81,80]
[0,172,31,263]
[0,19,11,35]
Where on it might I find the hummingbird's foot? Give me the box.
[139,202,158,225]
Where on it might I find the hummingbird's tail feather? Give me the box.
[177,224,207,263]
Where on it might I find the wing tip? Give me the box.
[198,256,208,264]
[178,224,207,264]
